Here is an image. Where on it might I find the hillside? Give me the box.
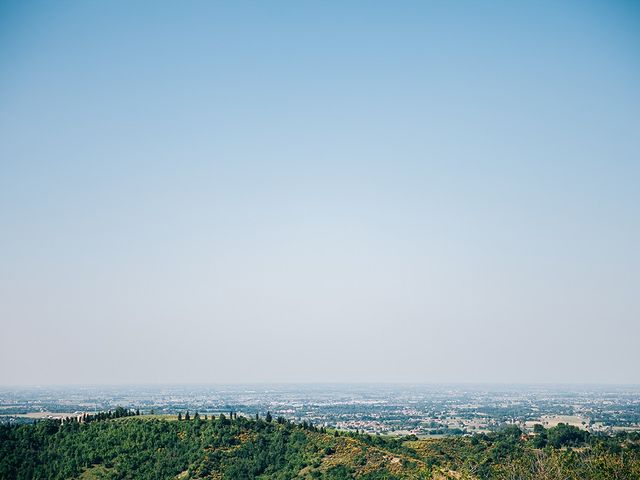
[1,411,639,479]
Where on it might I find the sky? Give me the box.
[1,1,639,385]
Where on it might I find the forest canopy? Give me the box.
[1,411,639,479]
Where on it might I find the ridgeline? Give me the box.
[1,409,639,479]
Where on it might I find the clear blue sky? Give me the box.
[1,1,639,384]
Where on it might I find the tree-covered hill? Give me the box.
[1,411,639,479]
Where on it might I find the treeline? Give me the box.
[79,406,140,424]
[410,424,640,479]
[1,410,639,479]
[0,408,350,480]
[174,409,327,435]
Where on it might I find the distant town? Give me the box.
[1,384,638,437]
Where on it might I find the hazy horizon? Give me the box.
[3,382,640,388]
[1,1,639,385]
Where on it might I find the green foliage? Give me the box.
[0,413,638,479]
[546,423,589,448]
